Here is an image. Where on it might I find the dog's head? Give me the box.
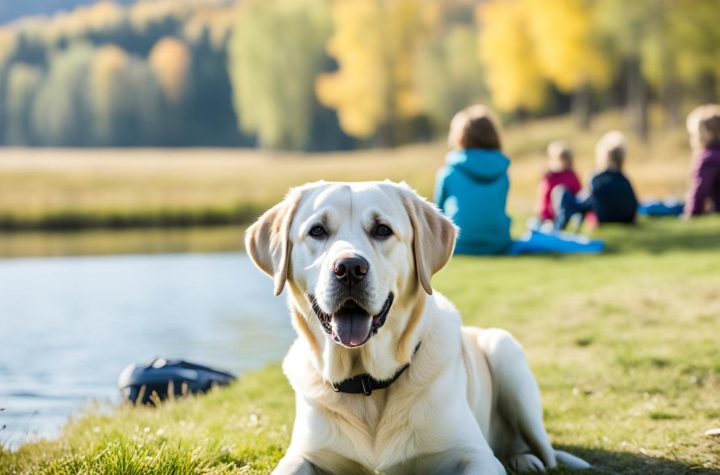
[246,181,456,350]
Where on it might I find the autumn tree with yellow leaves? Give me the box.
[525,0,610,128]
[316,0,427,145]
[1,0,720,149]
[4,63,42,145]
[31,43,96,146]
[228,0,331,150]
[478,0,610,127]
[149,37,191,105]
[416,0,488,131]
[91,44,163,145]
[477,0,547,115]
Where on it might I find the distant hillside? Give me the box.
[0,0,135,25]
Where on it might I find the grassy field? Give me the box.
[0,112,692,232]
[1,113,718,473]
[1,217,719,474]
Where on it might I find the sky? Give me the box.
[0,0,134,25]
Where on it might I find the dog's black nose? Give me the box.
[333,254,369,286]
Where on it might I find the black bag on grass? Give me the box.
[118,358,235,405]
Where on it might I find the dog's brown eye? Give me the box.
[372,223,393,239]
[309,224,327,239]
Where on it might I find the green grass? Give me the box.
[2,217,719,474]
[1,112,717,472]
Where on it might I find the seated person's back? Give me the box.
[435,105,512,255]
[589,131,638,224]
[589,169,637,223]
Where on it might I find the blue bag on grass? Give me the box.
[509,229,605,255]
[638,199,684,217]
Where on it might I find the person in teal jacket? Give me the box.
[435,105,513,255]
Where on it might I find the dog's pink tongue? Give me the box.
[331,310,372,347]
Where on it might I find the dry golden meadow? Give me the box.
[0,112,690,234]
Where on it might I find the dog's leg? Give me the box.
[398,449,506,475]
[554,450,591,470]
[272,454,323,475]
[507,451,590,472]
[476,329,590,471]
[508,453,546,473]
[459,456,508,475]
[475,329,556,468]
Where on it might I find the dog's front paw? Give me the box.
[555,450,591,470]
[493,457,509,475]
[272,454,319,475]
[508,453,546,473]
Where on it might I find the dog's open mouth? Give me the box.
[308,293,394,347]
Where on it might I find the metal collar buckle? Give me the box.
[359,374,372,395]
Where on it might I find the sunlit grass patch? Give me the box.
[1,366,294,474]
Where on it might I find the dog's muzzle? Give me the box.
[308,293,394,347]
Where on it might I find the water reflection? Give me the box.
[0,252,292,448]
[0,226,246,259]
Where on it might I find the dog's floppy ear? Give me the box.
[245,188,303,296]
[400,184,457,295]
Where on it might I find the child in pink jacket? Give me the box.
[537,141,582,222]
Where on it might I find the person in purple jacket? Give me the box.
[685,104,720,217]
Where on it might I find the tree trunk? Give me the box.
[627,57,649,141]
[698,71,718,103]
[662,79,682,128]
[572,84,592,130]
[373,122,395,148]
[514,107,528,124]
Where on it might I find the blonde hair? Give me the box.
[448,105,502,150]
[595,130,626,171]
[687,104,720,150]
[546,140,573,172]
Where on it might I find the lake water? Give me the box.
[0,252,293,448]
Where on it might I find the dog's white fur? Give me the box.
[246,181,590,475]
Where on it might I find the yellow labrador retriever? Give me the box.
[246,181,590,475]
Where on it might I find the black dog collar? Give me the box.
[330,344,421,396]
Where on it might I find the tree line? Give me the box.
[0,0,718,151]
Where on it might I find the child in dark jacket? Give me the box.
[435,105,512,255]
[554,131,638,230]
[537,141,582,223]
[684,104,720,216]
